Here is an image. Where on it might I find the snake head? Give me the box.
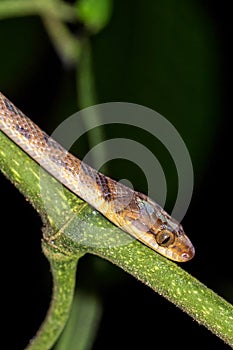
[125,195,195,262]
[145,209,195,262]
[151,220,195,262]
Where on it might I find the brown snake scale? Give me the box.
[0,92,195,262]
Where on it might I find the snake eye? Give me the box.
[156,229,175,247]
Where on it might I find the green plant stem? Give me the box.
[92,242,233,346]
[42,13,81,66]
[77,39,97,109]
[25,241,84,350]
[0,0,80,66]
[54,289,102,350]
[0,0,76,21]
[1,119,233,347]
[76,39,107,171]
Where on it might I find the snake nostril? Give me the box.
[181,252,190,260]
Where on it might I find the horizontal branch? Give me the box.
[1,127,233,347]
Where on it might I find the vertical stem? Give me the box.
[76,39,107,171]
[25,240,84,350]
[77,39,97,109]
[42,14,80,66]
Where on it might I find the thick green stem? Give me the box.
[1,121,233,347]
[54,289,102,350]
[91,242,233,346]
[25,240,84,350]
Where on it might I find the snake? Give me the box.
[0,92,195,262]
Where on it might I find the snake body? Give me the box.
[0,92,194,262]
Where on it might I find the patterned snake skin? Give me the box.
[0,92,194,262]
